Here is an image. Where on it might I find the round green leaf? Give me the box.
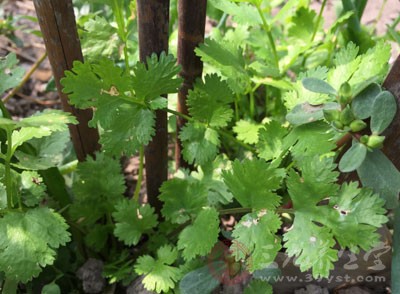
[351,83,381,119]
[339,142,367,172]
[302,78,337,96]
[370,91,397,134]
[41,283,61,294]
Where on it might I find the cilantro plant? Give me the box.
[0,54,78,292]
[59,36,394,293]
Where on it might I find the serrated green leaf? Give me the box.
[338,142,367,173]
[70,153,125,224]
[178,207,219,261]
[256,120,288,161]
[135,245,181,293]
[351,83,381,119]
[113,199,158,246]
[99,104,155,156]
[9,110,77,152]
[132,52,182,101]
[0,208,70,283]
[159,178,208,224]
[0,53,25,95]
[302,78,337,96]
[14,131,70,170]
[231,211,282,271]
[284,157,387,278]
[85,224,112,252]
[283,121,336,160]
[81,16,120,60]
[329,183,388,252]
[209,0,261,26]
[349,41,391,95]
[20,171,46,207]
[287,7,317,43]
[222,159,284,210]
[357,150,400,209]
[187,74,234,127]
[244,279,273,294]
[370,91,397,134]
[180,122,220,165]
[191,158,234,206]
[195,38,249,93]
[233,120,263,144]
[328,42,360,90]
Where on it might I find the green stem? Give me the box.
[0,98,11,119]
[235,94,240,122]
[2,279,18,294]
[216,12,228,30]
[5,130,14,209]
[255,4,279,70]
[58,160,78,175]
[249,91,255,119]
[374,0,388,31]
[310,0,327,42]
[133,145,144,202]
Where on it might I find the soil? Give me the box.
[0,1,398,293]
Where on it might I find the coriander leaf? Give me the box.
[195,38,249,93]
[14,130,70,170]
[209,0,261,26]
[85,224,112,252]
[0,208,70,283]
[284,157,387,278]
[113,199,158,246]
[349,41,391,95]
[135,245,181,293]
[159,178,208,224]
[287,7,317,43]
[233,120,264,144]
[222,159,284,210]
[11,110,77,151]
[187,74,234,128]
[329,183,388,253]
[98,103,155,156]
[70,153,125,224]
[328,42,360,90]
[132,52,182,101]
[257,120,288,161]
[283,121,336,160]
[177,207,219,261]
[20,171,46,207]
[180,122,220,166]
[0,53,25,95]
[191,158,234,206]
[284,214,337,278]
[231,210,282,271]
[81,16,120,60]
[61,59,131,109]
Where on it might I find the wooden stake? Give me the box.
[137,0,170,212]
[33,0,100,161]
[175,0,207,170]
